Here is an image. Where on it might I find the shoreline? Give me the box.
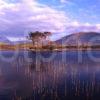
[0,48,100,51]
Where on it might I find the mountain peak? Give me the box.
[56,32,100,45]
[0,36,11,44]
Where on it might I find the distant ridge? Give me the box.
[55,32,100,46]
[13,40,31,44]
[0,36,11,44]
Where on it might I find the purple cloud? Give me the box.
[0,0,100,41]
[0,0,69,38]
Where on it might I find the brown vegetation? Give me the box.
[0,42,100,51]
[0,31,100,51]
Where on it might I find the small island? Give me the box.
[0,31,100,51]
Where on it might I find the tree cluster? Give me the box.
[29,31,52,46]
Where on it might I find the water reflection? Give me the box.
[0,51,100,100]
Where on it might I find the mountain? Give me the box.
[56,32,100,46]
[13,40,31,44]
[0,36,11,44]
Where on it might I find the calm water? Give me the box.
[0,50,100,100]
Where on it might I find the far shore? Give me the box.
[0,48,100,51]
[0,43,100,51]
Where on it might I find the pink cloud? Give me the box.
[0,0,69,37]
[0,0,100,41]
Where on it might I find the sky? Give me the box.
[0,0,100,41]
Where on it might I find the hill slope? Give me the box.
[56,32,100,46]
[0,36,11,44]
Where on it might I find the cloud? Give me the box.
[65,22,100,34]
[60,0,67,3]
[59,0,75,5]
[60,0,71,4]
[7,37,27,42]
[0,0,100,41]
[0,0,69,38]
